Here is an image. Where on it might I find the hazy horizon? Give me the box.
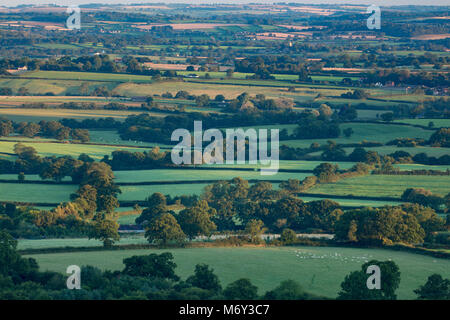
[2,0,450,8]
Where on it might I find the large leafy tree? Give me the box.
[338,260,401,300]
[0,230,39,283]
[177,200,216,240]
[145,213,185,245]
[136,192,169,225]
[123,252,179,281]
[89,216,120,247]
[263,280,317,300]
[186,264,222,293]
[244,219,267,244]
[414,274,450,300]
[335,206,426,245]
[223,279,258,300]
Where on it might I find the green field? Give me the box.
[199,160,357,171]
[18,236,148,250]
[343,146,450,158]
[0,108,151,122]
[308,175,450,198]
[282,122,433,148]
[117,214,140,225]
[308,145,450,158]
[394,119,450,128]
[395,163,450,171]
[118,184,209,200]
[114,169,310,183]
[26,246,450,299]
[298,197,403,207]
[0,183,76,203]
[88,130,171,148]
[0,141,152,160]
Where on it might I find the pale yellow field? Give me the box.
[0,108,161,120]
[112,81,345,100]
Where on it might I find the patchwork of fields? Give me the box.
[1,2,450,304]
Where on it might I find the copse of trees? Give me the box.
[340,89,368,100]
[136,177,346,240]
[428,127,450,148]
[334,204,445,245]
[401,188,445,211]
[0,118,90,142]
[0,144,121,243]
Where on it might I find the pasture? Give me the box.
[113,169,310,183]
[26,246,450,299]
[0,183,76,203]
[308,175,450,198]
[0,141,152,159]
[394,118,450,128]
[200,160,357,171]
[282,122,433,148]
[18,236,148,250]
[118,184,209,200]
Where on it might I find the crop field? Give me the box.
[308,175,450,198]
[26,246,450,299]
[112,80,353,100]
[0,78,84,95]
[0,78,123,96]
[21,71,155,83]
[0,95,123,105]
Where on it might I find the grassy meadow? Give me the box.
[26,246,450,299]
[308,175,450,198]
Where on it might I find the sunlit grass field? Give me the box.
[26,246,450,299]
[281,122,433,148]
[308,175,450,198]
[113,169,310,183]
[0,140,150,159]
[0,183,76,203]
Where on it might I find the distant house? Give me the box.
[6,66,28,74]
